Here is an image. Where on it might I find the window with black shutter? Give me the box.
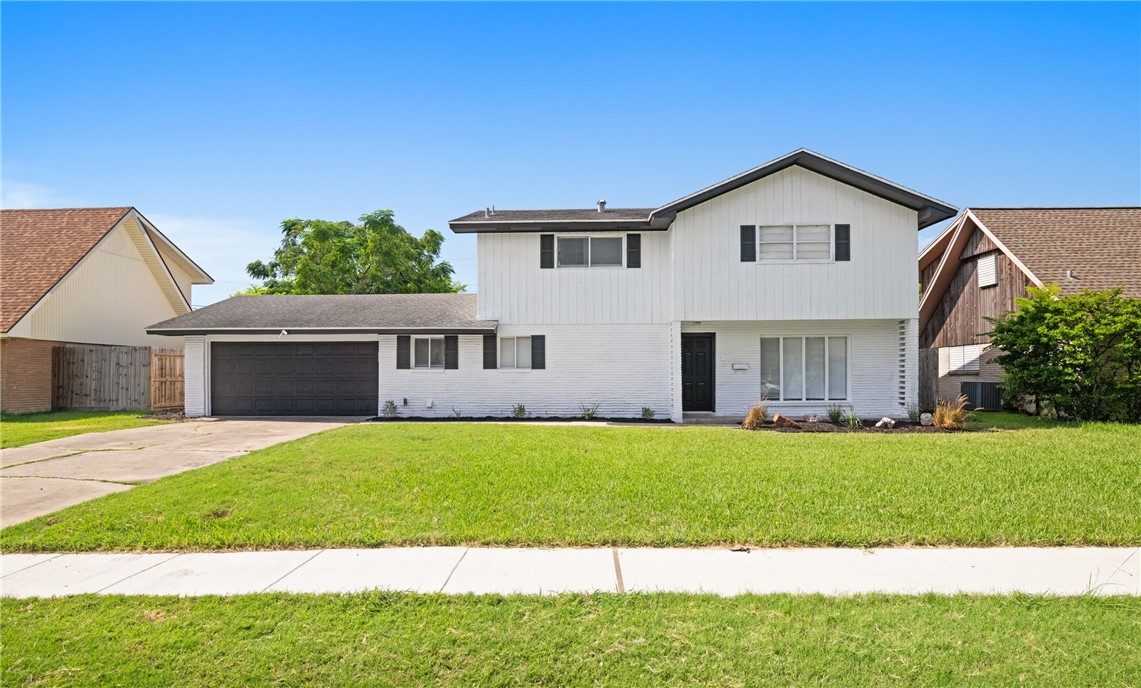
[835,224,850,261]
[483,335,497,369]
[396,336,410,369]
[740,225,756,262]
[540,234,555,269]
[626,233,641,268]
[531,335,546,370]
[444,336,459,369]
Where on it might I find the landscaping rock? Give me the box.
[875,417,896,429]
[772,413,801,429]
[804,415,818,423]
[920,413,934,426]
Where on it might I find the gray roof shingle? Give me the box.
[147,293,497,334]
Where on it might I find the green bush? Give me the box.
[989,285,1141,421]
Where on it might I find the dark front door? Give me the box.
[682,334,715,412]
[210,342,378,416]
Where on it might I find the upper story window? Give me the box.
[977,253,997,288]
[557,236,623,268]
[413,336,445,369]
[758,224,832,261]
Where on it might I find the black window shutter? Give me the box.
[444,335,459,369]
[626,233,641,268]
[540,234,554,269]
[531,335,546,370]
[835,224,851,261]
[740,225,756,262]
[396,336,411,369]
[483,335,497,369]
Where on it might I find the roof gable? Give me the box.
[449,149,957,233]
[1,207,132,332]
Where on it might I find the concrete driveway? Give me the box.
[1,418,357,527]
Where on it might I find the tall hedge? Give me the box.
[989,285,1141,421]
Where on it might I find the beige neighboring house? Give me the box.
[918,207,1141,409]
[0,207,213,413]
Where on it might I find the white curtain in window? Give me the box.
[558,237,588,267]
[796,225,831,259]
[782,338,804,400]
[516,336,532,368]
[805,337,826,400]
[828,337,847,399]
[499,338,516,368]
[590,237,623,266]
[758,226,794,260]
[760,338,781,399]
[414,338,431,368]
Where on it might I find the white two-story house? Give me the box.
[150,150,955,421]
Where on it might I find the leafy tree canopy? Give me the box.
[242,210,463,295]
[989,285,1141,421]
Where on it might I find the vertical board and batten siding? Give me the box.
[378,324,673,418]
[184,336,207,416]
[52,345,151,410]
[920,229,1033,349]
[671,166,919,322]
[476,231,673,324]
[18,218,187,348]
[680,319,914,419]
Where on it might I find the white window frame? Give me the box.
[755,224,834,263]
[977,253,997,288]
[759,335,850,402]
[556,235,624,268]
[948,345,981,375]
[498,336,532,371]
[412,336,445,370]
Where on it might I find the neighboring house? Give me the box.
[0,207,213,413]
[918,207,1141,409]
[150,149,956,421]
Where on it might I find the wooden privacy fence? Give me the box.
[150,349,185,409]
[52,345,185,410]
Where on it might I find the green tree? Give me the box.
[989,285,1141,421]
[243,210,463,295]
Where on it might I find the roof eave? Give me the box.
[146,325,500,336]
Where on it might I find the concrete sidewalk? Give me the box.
[2,547,1136,599]
[1,418,355,526]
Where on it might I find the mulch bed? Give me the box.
[744,421,973,433]
[370,416,671,424]
[141,408,188,421]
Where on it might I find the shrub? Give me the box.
[641,407,656,420]
[451,406,463,418]
[579,404,600,420]
[826,404,845,424]
[933,394,971,429]
[989,285,1141,421]
[742,400,767,429]
[381,400,399,419]
[906,404,921,423]
[846,408,862,430]
[511,403,528,419]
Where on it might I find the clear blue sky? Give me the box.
[4,2,1138,305]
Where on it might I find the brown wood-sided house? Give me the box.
[918,207,1141,410]
[0,208,212,412]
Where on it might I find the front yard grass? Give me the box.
[0,410,170,449]
[2,592,1138,686]
[3,415,1137,551]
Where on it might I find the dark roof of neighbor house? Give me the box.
[147,293,498,335]
[449,149,958,234]
[0,207,133,332]
[966,208,1141,297]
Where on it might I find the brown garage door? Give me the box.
[210,342,378,416]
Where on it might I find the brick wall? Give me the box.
[0,338,55,413]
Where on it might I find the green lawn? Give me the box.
[3,414,1138,551]
[2,592,1137,686]
[0,410,170,449]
